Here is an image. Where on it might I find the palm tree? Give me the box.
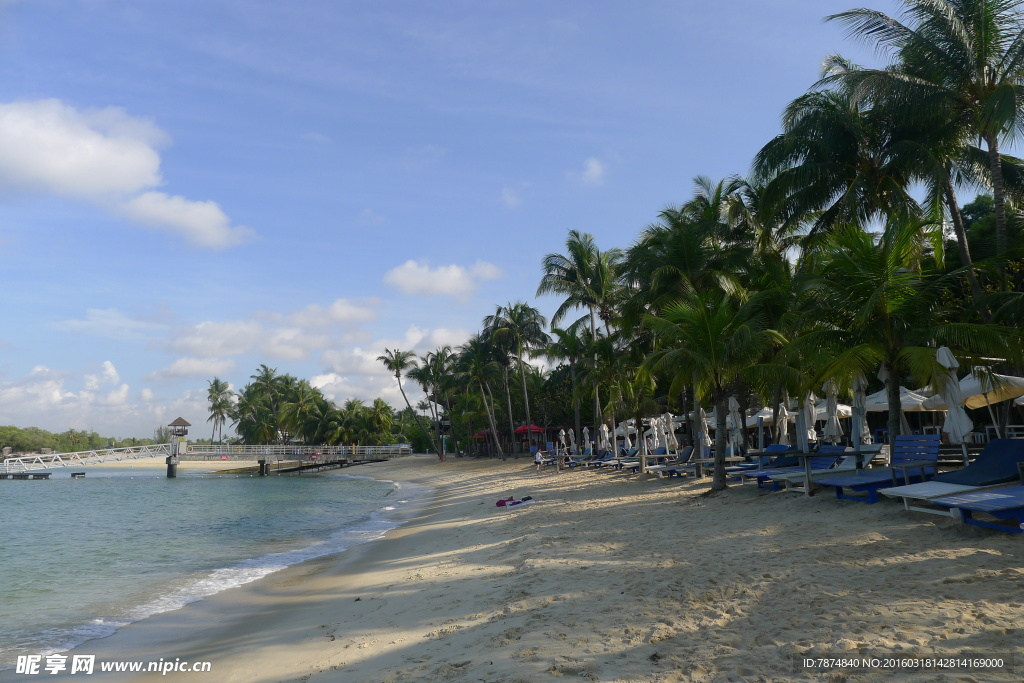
[457,334,505,457]
[795,218,1022,438]
[377,348,441,456]
[484,302,551,453]
[827,0,1024,261]
[544,326,589,443]
[754,88,920,241]
[645,290,787,491]
[537,230,623,429]
[206,377,234,443]
[278,380,325,443]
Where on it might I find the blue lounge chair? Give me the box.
[768,445,854,493]
[647,446,696,477]
[739,451,843,491]
[815,434,940,504]
[929,486,1024,533]
[880,439,1024,516]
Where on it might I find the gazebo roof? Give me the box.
[168,417,191,427]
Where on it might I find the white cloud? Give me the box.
[359,208,386,225]
[288,299,379,328]
[0,99,251,249]
[501,185,522,208]
[146,357,237,381]
[52,308,165,340]
[383,259,503,302]
[302,131,333,144]
[83,360,121,390]
[168,320,263,357]
[0,99,164,199]
[567,157,607,186]
[119,191,254,249]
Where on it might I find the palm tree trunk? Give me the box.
[481,382,505,458]
[712,392,728,491]
[518,350,533,454]
[943,177,985,302]
[502,366,517,456]
[884,362,901,443]
[398,378,440,455]
[590,305,601,428]
[570,359,581,447]
[985,133,1009,289]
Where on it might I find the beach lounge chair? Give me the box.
[735,445,836,490]
[739,452,843,491]
[815,434,940,504]
[768,445,856,493]
[928,486,1024,533]
[647,446,696,478]
[617,447,669,473]
[584,450,616,468]
[879,439,1024,516]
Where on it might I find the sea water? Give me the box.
[0,466,424,668]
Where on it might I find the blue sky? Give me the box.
[0,0,891,437]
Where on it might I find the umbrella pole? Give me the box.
[986,398,1001,439]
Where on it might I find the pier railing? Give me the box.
[2,443,174,472]
[2,443,411,473]
[183,444,411,460]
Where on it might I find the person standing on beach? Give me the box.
[535,449,543,473]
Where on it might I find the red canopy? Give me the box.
[514,424,545,434]
[469,429,495,439]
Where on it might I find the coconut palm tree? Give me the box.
[484,302,551,453]
[754,88,920,241]
[827,0,1024,262]
[543,326,589,443]
[795,217,1022,438]
[206,377,234,443]
[377,348,441,456]
[537,230,623,429]
[457,334,505,457]
[645,290,788,491]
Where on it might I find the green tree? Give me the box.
[377,348,441,457]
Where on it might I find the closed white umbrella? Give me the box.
[567,428,577,453]
[804,392,818,444]
[851,372,872,447]
[662,413,679,450]
[776,403,790,446]
[582,426,591,452]
[558,428,566,449]
[727,396,743,455]
[617,420,633,450]
[597,424,610,452]
[697,407,710,457]
[822,380,844,444]
[935,347,973,446]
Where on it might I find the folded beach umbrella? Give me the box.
[598,423,610,451]
[776,403,790,446]
[567,428,576,452]
[582,426,590,451]
[696,407,710,456]
[617,420,633,449]
[934,347,973,446]
[851,372,872,447]
[803,392,818,443]
[662,412,679,449]
[727,396,743,455]
[558,428,566,448]
[822,380,844,444]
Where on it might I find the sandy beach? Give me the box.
[41,454,1024,682]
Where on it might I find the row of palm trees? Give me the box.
[378,1,1024,489]
[206,364,413,447]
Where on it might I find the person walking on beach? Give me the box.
[535,449,543,473]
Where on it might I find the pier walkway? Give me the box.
[2,443,411,474]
